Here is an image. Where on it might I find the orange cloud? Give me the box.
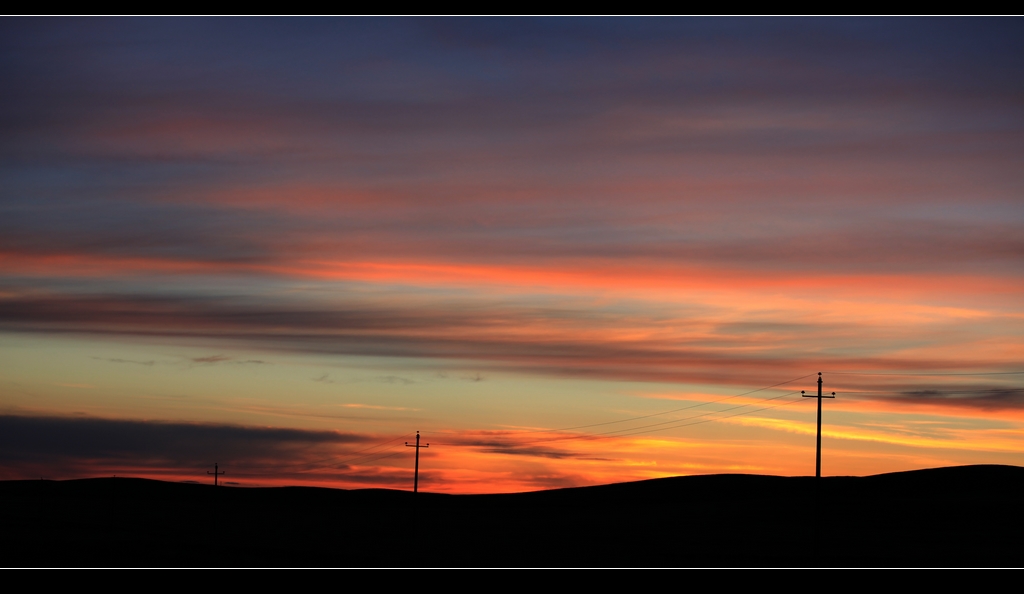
[3,250,1022,305]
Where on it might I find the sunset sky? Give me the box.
[1,17,1022,493]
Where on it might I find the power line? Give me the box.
[237,384,812,477]
[266,448,410,476]
[493,373,816,436]
[840,388,1021,395]
[340,447,408,468]
[247,442,412,475]
[336,432,414,459]
[232,432,415,473]
[610,391,810,439]
[426,374,820,451]
[527,390,806,444]
[238,388,813,478]
[824,371,1024,376]
[307,432,417,468]
[434,389,807,449]
[299,440,411,471]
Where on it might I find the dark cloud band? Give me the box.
[0,414,377,480]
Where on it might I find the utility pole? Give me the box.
[803,373,836,560]
[802,372,836,478]
[207,462,225,486]
[405,431,429,493]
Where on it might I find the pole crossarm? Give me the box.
[207,462,225,486]
[801,373,837,478]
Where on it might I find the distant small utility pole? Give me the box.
[405,431,429,493]
[207,462,225,486]
[802,372,836,478]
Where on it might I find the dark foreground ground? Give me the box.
[2,464,1021,567]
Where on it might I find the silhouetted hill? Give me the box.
[2,465,1021,566]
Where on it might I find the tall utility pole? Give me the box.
[802,372,836,478]
[207,462,225,486]
[405,431,429,493]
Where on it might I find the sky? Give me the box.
[1,17,1022,493]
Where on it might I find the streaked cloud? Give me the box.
[92,357,156,366]
[0,290,1019,396]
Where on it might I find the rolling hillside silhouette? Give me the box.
[2,465,1021,567]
